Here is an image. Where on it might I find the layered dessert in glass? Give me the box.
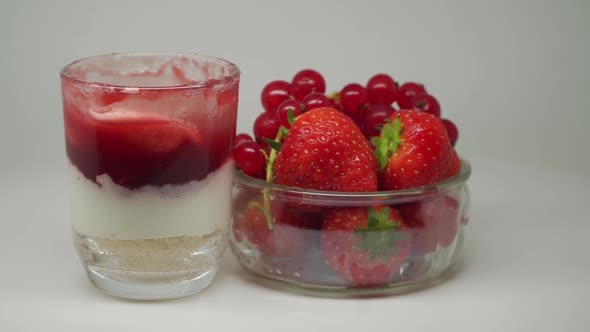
[60,53,239,299]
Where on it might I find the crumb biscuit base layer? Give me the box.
[75,229,228,272]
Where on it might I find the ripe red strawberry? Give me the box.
[274,107,378,192]
[373,109,460,190]
[233,199,320,258]
[397,195,460,255]
[321,206,412,287]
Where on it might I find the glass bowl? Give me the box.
[230,159,471,296]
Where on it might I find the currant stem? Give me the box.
[262,127,285,230]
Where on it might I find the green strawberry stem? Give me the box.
[371,115,404,170]
[261,127,286,230]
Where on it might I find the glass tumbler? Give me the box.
[60,53,240,299]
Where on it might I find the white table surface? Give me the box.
[0,159,588,331]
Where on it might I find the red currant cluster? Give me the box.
[233,69,327,178]
[232,69,459,179]
[337,74,458,143]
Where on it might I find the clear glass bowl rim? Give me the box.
[60,52,240,91]
[234,157,471,205]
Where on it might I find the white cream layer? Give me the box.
[69,161,233,240]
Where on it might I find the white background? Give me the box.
[2,0,589,174]
[1,0,589,331]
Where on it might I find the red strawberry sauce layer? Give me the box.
[63,87,237,190]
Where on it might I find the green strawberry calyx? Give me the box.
[371,115,404,170]
[353,207,408,263]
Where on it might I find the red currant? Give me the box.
[366,74,398,105]
[328,99,341,110]
[441,119,459,146]
[398,82,426,108]
[302,92,330,112]
[233,141,266,175]
[276,99,305,128]
[363,104,396,138]
[340,83,366,115]
[408,94,441,117]
[292,69,326,97]
[253,112,281,144]
[250,168,266,180]
[262,143,272,156]
[261,80,298,113]
[234,133,254,148]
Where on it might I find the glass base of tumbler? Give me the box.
[85,264,218,300]
[73,229,228,300]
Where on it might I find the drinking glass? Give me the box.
[60,53,240,299]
